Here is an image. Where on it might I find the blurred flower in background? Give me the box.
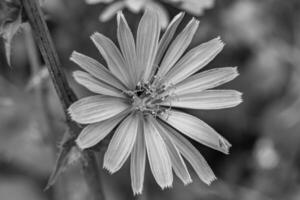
[85,0,215,28]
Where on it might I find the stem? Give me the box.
[20,0,105,199]
[21,0,75,112]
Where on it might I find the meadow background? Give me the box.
[0,0,300,199]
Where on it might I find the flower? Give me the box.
[68,10,242,194]
[86,0,215,28]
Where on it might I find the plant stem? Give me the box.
[20,0,105,199]
[20,0,75,117]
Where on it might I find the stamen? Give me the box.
[130,80,172,117]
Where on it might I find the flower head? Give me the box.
[68,10,242,194]
[86,0,215,28]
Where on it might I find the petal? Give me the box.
[91,32,132,88]
[160,90,242,110]
[164,37,224,86]
[131,114,146,195]
[146,1,169,29]
[153,120,192,185]
[73,71,125,98]
[117,12,137,86]
[70,51,127,91]
[76,110,129,149]
[104,113,139,173]
[68,95,129,124]
[100,2,125,22]
[159,110,231,154]
[171,67,239,95]
[159,121,216,185]
[136,9,160,82]
[155,18,199,82]
[144,116,173,189]
[154,12,184,66]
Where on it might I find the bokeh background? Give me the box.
[1,0,300,199]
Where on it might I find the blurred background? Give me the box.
[1,0,300,199]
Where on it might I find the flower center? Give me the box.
[129,82,169,116]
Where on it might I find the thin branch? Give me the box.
[21,0,75,114]
[20,0,105,199]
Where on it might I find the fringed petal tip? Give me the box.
[233,66,240,75]
[182,178,193,186]
[219,137,232,155]
[160,183,173,190]
[192,18,200,28]
[205,175,217,185]
[133,191,142,196]
[69,51,78,62]
[215,36,225,46]
[67,106,75,121]
[103,165,115,174]
[230,66,240,81]
[104,153,129,174]
[209,36,225,52]
[238,92,244,104]
[190,17,200,23]
[234,91,244,107]
[90,32,101,41]
[116,10,123,21]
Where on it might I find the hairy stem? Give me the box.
[20,0,105,199]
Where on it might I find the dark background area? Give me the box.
[1,0,300,199]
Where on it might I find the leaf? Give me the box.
[0,0,23,66]
[45,129,83,190]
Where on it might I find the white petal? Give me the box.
[117,12,137,87]
[91,32,132,88]
[68,95,129,124]
[154,12,184,66]
[70,51,127,91]
[76,110,128,149]
[164,37,224,85]
[85,0,113,4]
[159,110,231,154]
[144,116,173,189]
[159,121,216,185]
[136,9,160,82]
[171,67,239,95]
[146,1,169,29]
[153,120,192,185]
[131,114,146,195]
[73,71,126,98]
[155,18,199,81]
[100,2,125,22]
[104,113,139,173]
[161,90,242,110]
